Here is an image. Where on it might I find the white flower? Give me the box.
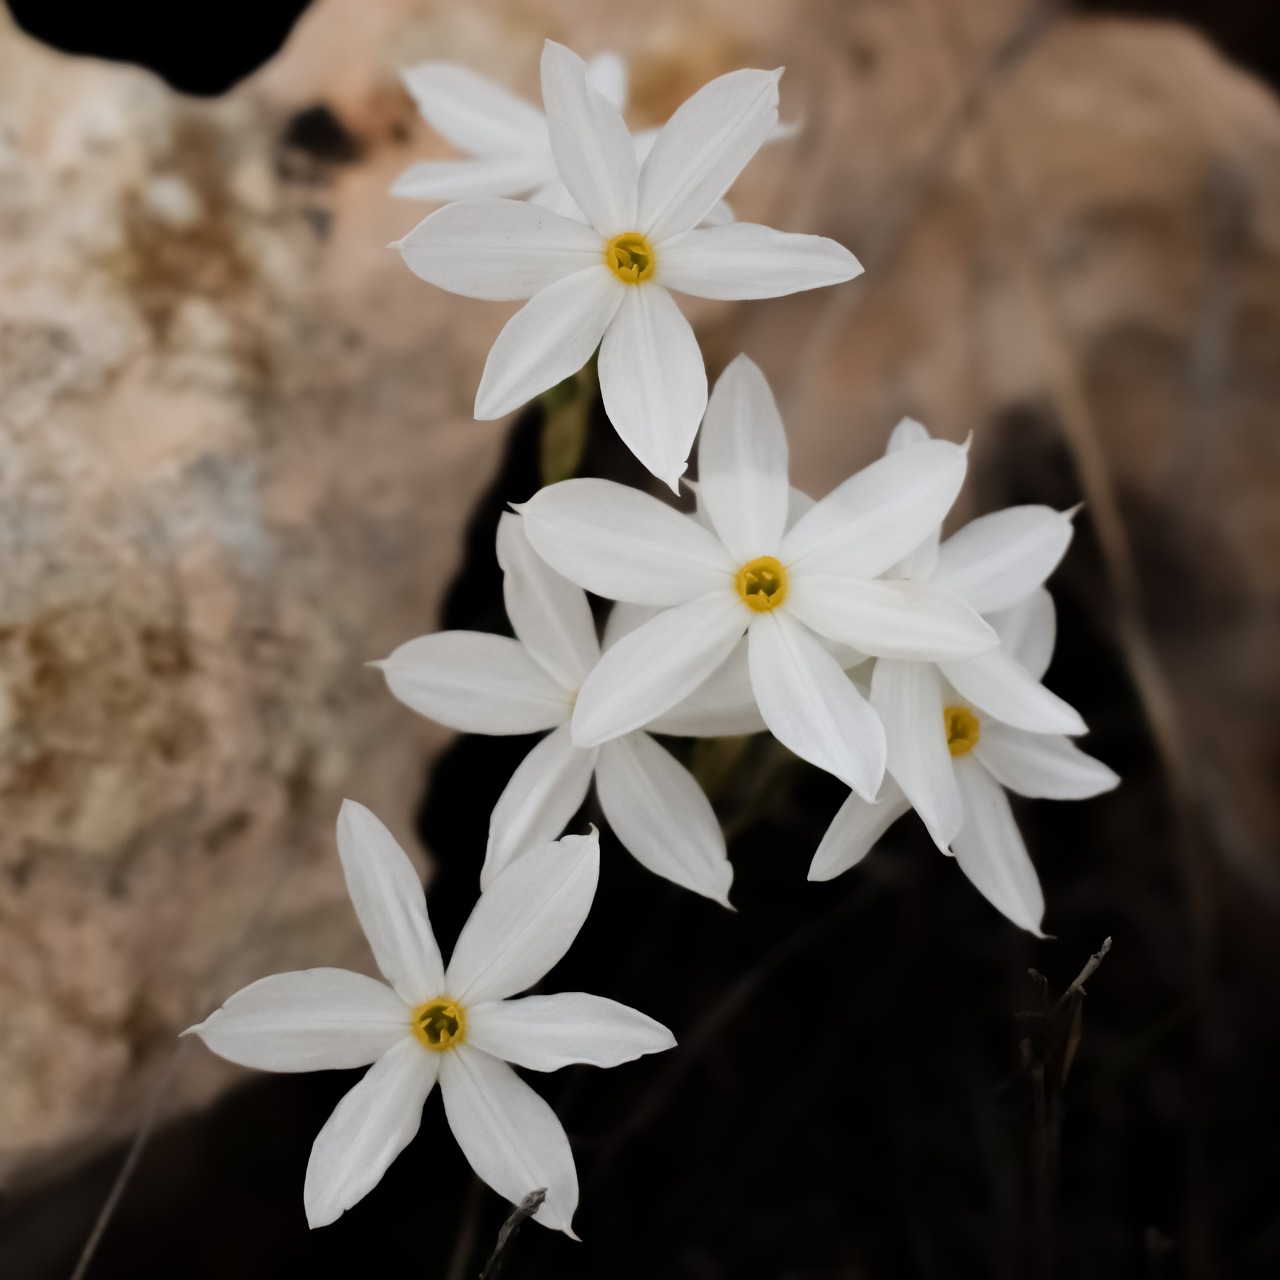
[376,513,759,906]
[808,421,1119,932]
[395,41,861,489]
[519,354,999,801]
[186,806,673,1234]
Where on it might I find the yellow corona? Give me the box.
[943,705,980,757]
[604,231,656,284]
[735,555,788,612]
[410,997,466,1052]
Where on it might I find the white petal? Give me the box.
[601,599,659,650]
[377,632,571,735]
[988,587,1057,681]
[391,154,555,203]
[660,224,862,299]
[940,649,1086,735]
[585,51,628,109]
[447,831,599,1004]
[747,611,885,799]
[475,267,622,419]
[974,723,1119,800]
[466,992,674,1072]
[598,285,707,491]
[870,660,962,851]
[780,439,969,578]
[638,68,780,241]
[572,593,746,746]
[808,776,910,881]
[933,507,1075,615]
[786,486,816,529]
[520,479,736,606]
[527,178,588,221]
[496,512,599,690]
[304,1037,438,1228]
[396,199,600,301]
[787,577,997,660]
[696,353,790,561]
[882,417,941,580]
[887,417,931,451]
[541,40,637,234]
[187,969,409,1072]
[401,62,547,156]
[596,731,733,904]
[483,726,598,889]
[644,638,766,736]
[952,757,1045,935]
[336,801,445,1004]
[702,198,735,226]
[440,1046,578,1235]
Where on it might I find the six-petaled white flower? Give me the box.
[186,806,673,1233]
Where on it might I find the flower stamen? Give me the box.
[604,231,656,284]
[943,705,980,757]
[410,997,466,1052]
[735,555,788,612]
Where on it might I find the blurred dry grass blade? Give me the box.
[480,1188,547,1280]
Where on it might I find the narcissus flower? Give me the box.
[187,807,673,1233]
[520,355,998,800]
[396,41,861,489]
[376,513,758,905]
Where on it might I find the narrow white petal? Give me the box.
[496,512,599,690]
[870,660,962,851]
[187,969,409,1072]
[598,285,707,491]
[644,638,766,736]
[974,723,1119,800]
[377,632,572,735]
[401,62,547,155]
[786,486,816,529]
[882,416,941,580]
[638,68,780,241]
[940,649,1086,735]
[440,1046,579,1235]
[987,587,1057,681]
[808,777,910,881]
[747,611,885,799]
[541,41,637,234]
[780,439,969,578]
[696,353,790,561]
[660,224,862,299]
[585,51,628,109]
[483,727,598,889]
[303,1037,438,1228]
[933,507,1075,615]
[391,154,555,203]
[475,267,622,419]
[596,731,733,904]
[887,417,931,451]
[952,757,1045,934]
[466,992,675,1072]
[787,577,997,660]
[447,832,599,1004]
[601,599,660,650]
[572,593,746,746]
[702,198,735,226]
[336,801,445,1004]
[520,479,736,606]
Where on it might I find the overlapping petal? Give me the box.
[883,418,941,580]
[808,777,910,881]
[644,639,766,736]
[401,62,547,155]
[974,724,1119,800]
[391,154,555,203]
[988,587,1057,681]
[940,649,1086,735]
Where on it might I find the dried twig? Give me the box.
[479,1189,547,1280]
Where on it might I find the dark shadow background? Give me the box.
[1,3,1279,1278]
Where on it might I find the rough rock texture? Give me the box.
[2,0,1279,1186]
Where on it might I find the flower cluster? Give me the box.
[187,39,1117,1241]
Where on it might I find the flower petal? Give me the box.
[391,154,555,203]
[780,439,969,578]
[987,587,1056,681]
[483,726,598,890]
[808,777,910,881]
[572,593,746,746]
[787,577,997,660]
[598,285,707,491]
[439,1046,578,1235]
[401,62,547,156]
[952,756,1045,935]
[660,224,862,299]
[596,731,733,904]
[638,68,780,241]
[447,831,599,1004]
[644,638,766,736]
[585,51,628,109]
[475,266,622,419]
[336,801,445,1004]
[377,632,572,735]
[940,649,1086,735]
[696,353,790,561]
[747,611,885,799]
[496,512,599,690]
[186,969,410,1072]
[870,659,962,851]
[882,418,940,580]
[303,1036,438,1228]
[466,992,675,1072]
[601,599,660,650]
[974,723,1119,800]
[933,507,1075,615]
[541,40,637,234]
[520,479,736,606]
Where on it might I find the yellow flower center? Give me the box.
[943,705,981,757]
[604,231,656,284]
[410,997,466,1052]
[735,555,788,612]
